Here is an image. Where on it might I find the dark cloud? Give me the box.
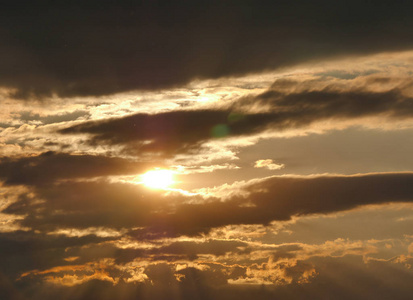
[59,85,413,155]
[59,110,275,154]
[144,262,240,288]
[177,266,228,287]
[242,87,413,119]
[5,173,413,236]
[61,239,248,266]
[163,173,413,235]
[0,230,115,279]
[297,255,413,300]
[7,255,413,300]
[3,180,170,230]
[154,239,248,258]
[2,1,413,98]
[0,151,154,185]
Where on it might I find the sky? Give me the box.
[1,1,413,299]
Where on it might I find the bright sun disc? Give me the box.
[141,169,175,189]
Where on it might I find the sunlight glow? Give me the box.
[141,169,175,189]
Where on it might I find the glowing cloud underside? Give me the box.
[141,169,175,189]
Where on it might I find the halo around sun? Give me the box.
[141,169,175,189]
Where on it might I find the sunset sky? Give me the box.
[1,1,413,299]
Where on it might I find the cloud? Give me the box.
[254,159,284,170]
[8,255,413,300]
[0,230,115,279]
[60,239,249,266]
[16,110,89,125]
[3,180,172,231]
[2,1,413,99]
[153,239,249,258]
[59,110,276,155]
[0,211,411,298]
[0,151,154,185]
[238,87,413,120]
[138,172,413,236]
[59,83,413,156]
[5,172,413,237]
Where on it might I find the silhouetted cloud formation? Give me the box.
[59,110,276,154]
[5,255,413,300]
[2,1,413,98]
[5,173,413,235]
[0,230,115,279]
[60,86,413,154]
[2,173,413,298]
[159,173,413,235]
[0,151,152,185]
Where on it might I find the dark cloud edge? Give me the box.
[0,151,160,186]
[2,1,413,99]
[4,172,413,237]
[57,83,413,155]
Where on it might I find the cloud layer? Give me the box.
[2,2,413,299]
[0,151,153,185]
[2,1,413,98]
[4,172,413,236]
[59,79,413,155]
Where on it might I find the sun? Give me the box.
[141,169,175,189]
